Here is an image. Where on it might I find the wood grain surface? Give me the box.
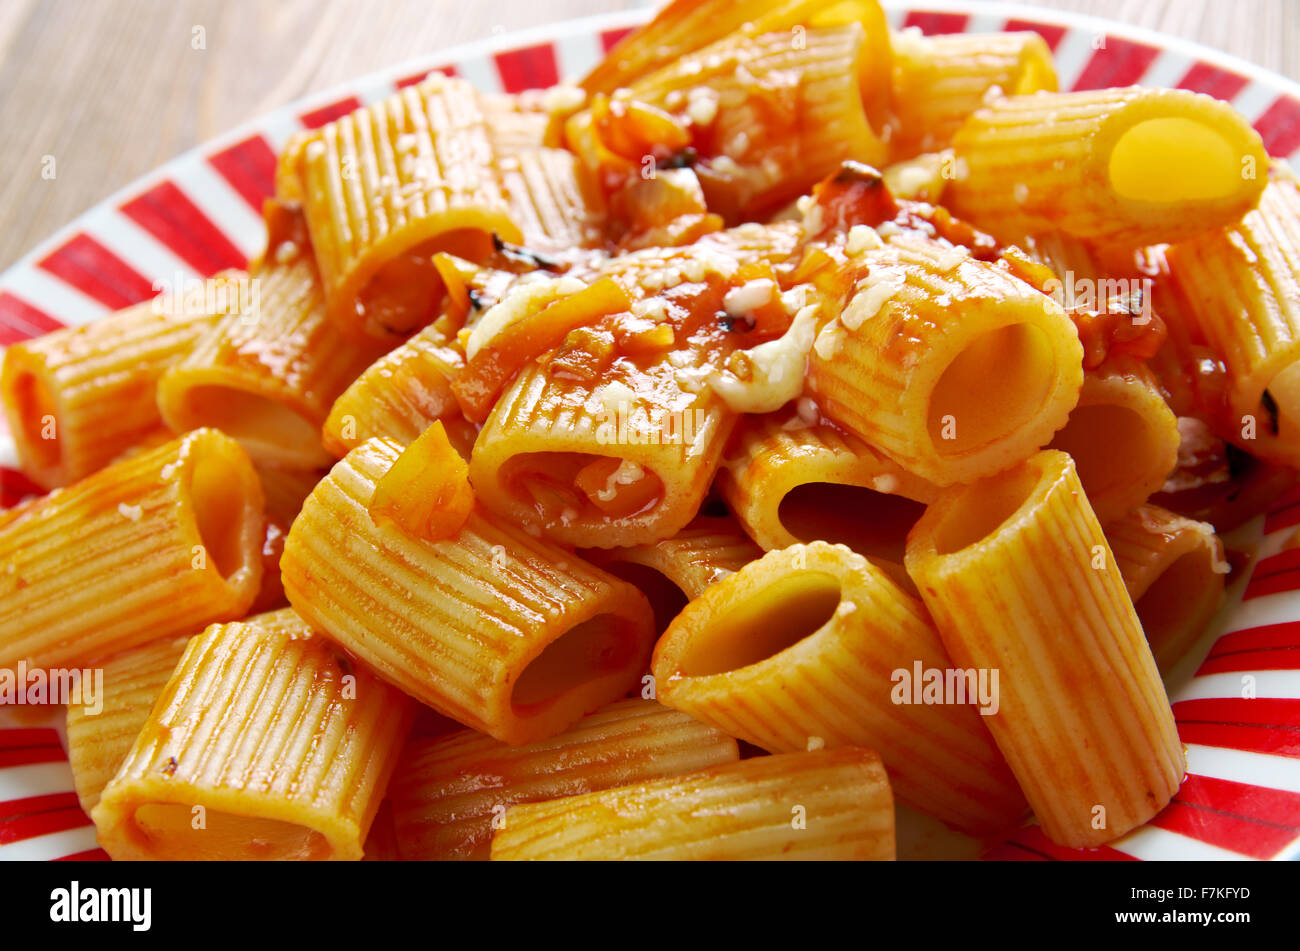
[0,0,1296,271]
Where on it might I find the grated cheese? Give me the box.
[708,304,819,412]
[723,279,776,318]
[465,276,586,360]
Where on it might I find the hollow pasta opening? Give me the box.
[778,482,926,564]
[600,561,688,636]
[931,464,1042,556]
[357,229,494,336]
[1135,547,1215,655]
[511,613,640,711]
[131,804,330,860]
[1108,118,1238,203]
[190,451,251,581]
[927,323,1054,457]
[1049,402,1150,499]
[177,386,320,461]
[501,451,666,522]
[12,370,61,471]
[675,570,841,677]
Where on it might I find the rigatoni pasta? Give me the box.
[1107,504,1228,674]
[92,609,412,861]
[490,747,895,860]
[905,450,1184,848]
[807,232,1083,485]
[4,1,1290,863]
[0,272,242,489]
[948,87,1268,246]
[281,437,656,745]
[391,699,739,860]
[0,428,264,670]
[581,515,761,632]
[158,203,385,469]
[652,541,1026,835]
[1166,175,1300,467]
[293,74,521,341]
[65,634,192,813]
[718,405,936,584]
[1047,359,1180,524]
[888,29,1057,159]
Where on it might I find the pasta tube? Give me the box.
[501,148,607,253]
[391,699,739,860]
[888,29,1057,159]
[1166,175,1300,467]
[0,428,264,669]
[905,449,1184,848]
[614,24,886,218]
[280,437,656,745]
[1107,504,1227,674]
[65,635,191,813]
[1047,359,1180,524]
[92,609,413,861]
[490,747,895,860]
[294,75,521,341]
[718,406,936,587]
[321,324,468,456]
[808,233,1082,486]
[158,204,385,468]
[0,273,243,490]
[948,87,1268,246]
[583,0,892,131]
[581,515,762,632]
[651,542,1027,835]
[469,357,734,549]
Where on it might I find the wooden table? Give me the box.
[1,0,1296,271]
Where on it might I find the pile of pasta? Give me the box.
[2,0,1296,860]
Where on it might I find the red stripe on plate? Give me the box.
[54,848,110,861]
[1148,799,1293,860]
[396,64,459,88]
[1178,774,1300,830]
[901,11,970,35]
[0,291,66,344]
[998,825,1136,861]
[1198,647,1300,674]
[1205,621,1300,659]
[1,467,44,511]
[0,792,81,821]
[120,181,246,276]
[982,841,1053,861]
[1250,548,1300,580]
[1174,696,1300,727]
[1179,720,1300,756]
[494,43,560,92]
[37,233,155,310]
[1070,37,1161,91]
[208,135,277,212]
[0,806,91,846]
[300,96,362,129]
[599,27,634,53]
[0,747,66,769]
[1253,95,1300,157]
[1244,565,1300,600]
[0,727,61,751]
[1001,19,1067,51]
[1177,61,1250,101]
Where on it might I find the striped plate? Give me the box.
[3,1,1300,862]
